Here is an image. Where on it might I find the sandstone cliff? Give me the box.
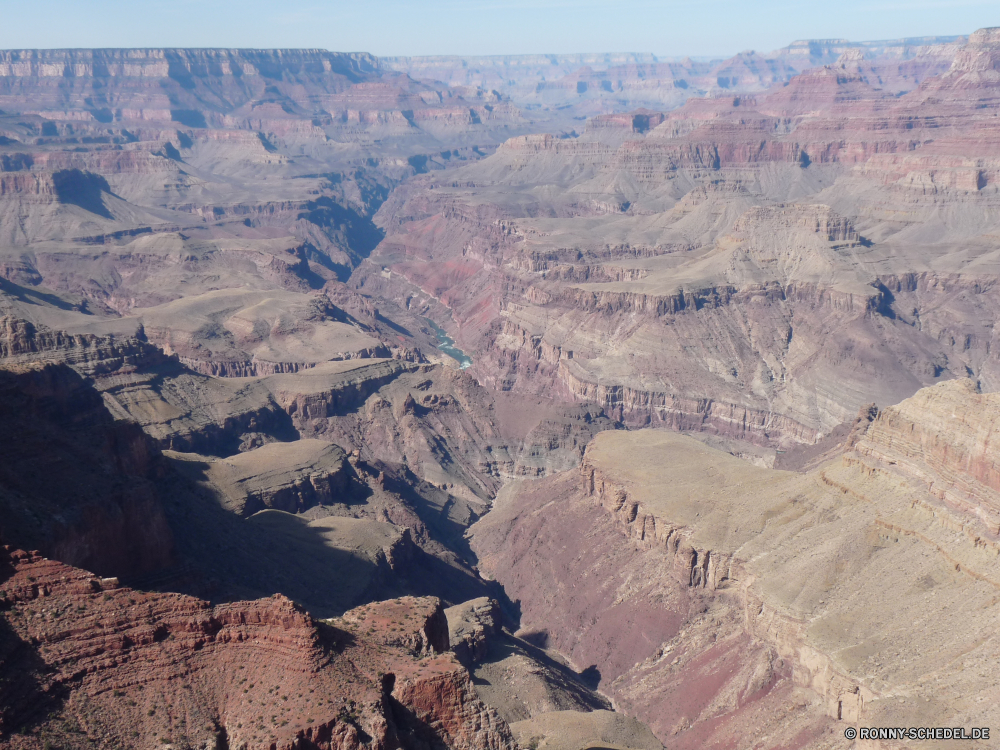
[472,378,1000,749]
[850,378,1000,537]
[0,546,516,749]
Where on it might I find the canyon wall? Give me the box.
[0,546,517,749]
[359,29,1000,450]
[472,379,1000,748]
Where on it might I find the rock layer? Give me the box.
[0,546,516,750]
[472,378,1000,748]
[362,28,1000,451]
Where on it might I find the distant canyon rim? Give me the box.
[0,27,998,750]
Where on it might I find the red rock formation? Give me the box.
[391,658,515,750]
[469,470,830,749]
[341,596,450,657]
[0,547,515,750]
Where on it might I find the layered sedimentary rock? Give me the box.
[472,378,1000,748]
[444,597,500,665]
[0,304,618,629]
[0,48,520,143]
[136,289,391,376]
[2,27,1000,750]
[851,379,1000,535]
[0,546,516,750]
[0,316,300,455]
[0,41,537,364]
[0,359,174,578]
[167,439,352,515]
[359,28,1000,452]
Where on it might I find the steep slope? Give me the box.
[0,360,174,578]
[471,379,1000,748]
[2,29,999,750]
[0,45,537,344]
[0,547,515,750]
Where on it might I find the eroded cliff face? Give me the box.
[0,35,540,362]
[850,378,1000,536]
[0,547,516,750]
[382,36,959,120]
[0,47,521,145]
[0,360,174,578]
[471,378,1000,749]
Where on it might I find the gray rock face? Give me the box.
[446,596,502,665]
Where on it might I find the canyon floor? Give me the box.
[0,30,999,750]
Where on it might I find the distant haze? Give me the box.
[2,0,997,58]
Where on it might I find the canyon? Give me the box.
[0,26,998,750]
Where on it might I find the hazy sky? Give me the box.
[1,0,997,58]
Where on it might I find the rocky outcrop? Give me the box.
[265,359,419,421]
[178,346,393,378]
[580,458,730,591]
[391,656,517,750]
[559,361,823,444]
[168,440,353,515]
[337,596,517,748]
[588,111,669,133]
[0,315,170,370]
[0,547,516,749]
[850,378,1000,536]
[729,203,862,244]
[445,597,501,665]
[496,134,616,163]
[340,596,450,657]
[0,316,302,456]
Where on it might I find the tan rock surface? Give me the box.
[851,378,1000,536]
[133,288,387,376]
[445,599,616,726]
[3,27,1000,750]
[363,28,1000,451]
[445,596,501,665]
[511,709,663,750]
[167,439,351,515]
[472,379,1000,748]
[467,635,613,726]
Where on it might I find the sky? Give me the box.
[0,0,997,59]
